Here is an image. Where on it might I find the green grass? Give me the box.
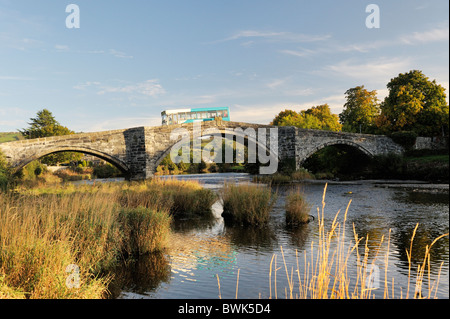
[405,154,449,163]
[0,132,23,144]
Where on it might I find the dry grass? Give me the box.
[285,188,311,225]
[217,183,448,299]
[0,191,117,298]
[0,178,214,299]
[269,184,448,299]
[221,182,277,226]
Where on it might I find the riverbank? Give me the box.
[0,179,217,298]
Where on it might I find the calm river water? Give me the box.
[103,173,449,299]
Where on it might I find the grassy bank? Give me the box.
[0,178,217,299]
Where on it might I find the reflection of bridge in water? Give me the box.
[0,121,404,180]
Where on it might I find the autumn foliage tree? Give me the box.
[340,86,380,134]
[271,104,342,132]
[376,70,449,137]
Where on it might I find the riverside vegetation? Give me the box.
[0,150,448,299]
[0,179,216,298]
[217,185,449,299]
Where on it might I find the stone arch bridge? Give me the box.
[0,121,404,180]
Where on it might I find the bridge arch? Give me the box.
[11,146,129,175]
[299,140,375,166]
[153,128,280,174]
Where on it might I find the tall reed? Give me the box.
[0,191,116,298]
[119,178,217,216]
[0,178,213,299]
[118,207,172,256]
[285,188,311,225]
[266,184,448,299]
[221,183,277,226]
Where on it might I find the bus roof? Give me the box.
[161,106,229,115]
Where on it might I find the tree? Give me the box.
[270,110,298,126]
[340,86,380,134]
[20,109,74,138]
[272,104,342,132]
[19,109,81,165]
[301,104,342,131]
[376,70,449,137]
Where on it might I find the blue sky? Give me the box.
[0,0,448,132]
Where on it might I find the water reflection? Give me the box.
[109,174,448,299]
[225,225,277,251]
[108,252,171,298]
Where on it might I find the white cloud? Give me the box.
[215,30,331,44]
[279,48,315,58]
[87,117,161,132]
[266,78,288,89]
[73,81,102,90]
[97,80,165,97]
[0,75,34,80]
[55,44,70,52]
[322,58,412,82]
[400,26,449,45]
[74,80,166,97]
[108,49,133,59]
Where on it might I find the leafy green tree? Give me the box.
[273,104,342,131]
[376,70,449,137]
[340,86,380,134]
[19,109,82,165]
[270,110,298,126]
[302,104,342,131]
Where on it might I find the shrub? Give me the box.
[285,190,311,225]
[117,207,172,256]
[253,173,291,185]
[390,131,418,150]
[93,163,122,178]
[0,174,8,193]
[34,166,42,176]
[221,183,277,226]
[370,153,405,178]
[119,179,217,217]
[170,188,217,216]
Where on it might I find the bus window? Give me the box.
[223,110,228,118]
[209,111,216,118]
[217,110,224,118]
[179,113,186,120]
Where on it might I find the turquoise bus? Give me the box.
[161,107,230,125]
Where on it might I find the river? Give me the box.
[94,173,449,299]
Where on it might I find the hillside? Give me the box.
[0,132,24,144]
